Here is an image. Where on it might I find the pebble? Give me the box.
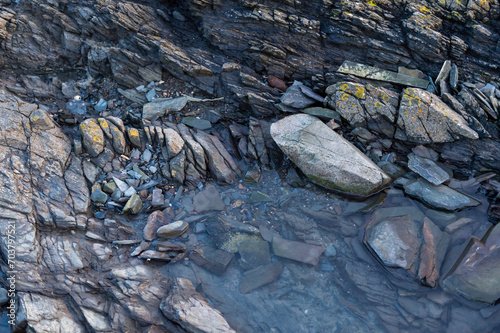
[122,193,143,214]
[90,189,108,204]
[157,221,189,238]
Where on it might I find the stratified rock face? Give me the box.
[160,278,236,333]
[442,223,500,304]
[364,207,449,287]
[325,81,399,137]
[395,88,479,143]
[270,114,392,196]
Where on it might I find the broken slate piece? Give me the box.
[192,184,225,212]
[239,262,283,293]
[90,189,108,204]
[181,117,212,130]
[435,60,452,85]
[189,245,234,275]
[272,237,325,265]
[280,81,316,109]
[403,178,481,211]
[238,240,271,270]
[337,61,429,89]
[408,153,450,185]
[122,193,142,214]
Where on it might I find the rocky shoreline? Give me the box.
[0,0,500,332]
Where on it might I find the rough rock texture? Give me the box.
[160,278,236,333]
[364,207,450,287]
[271,114,392,196]
[396,88,479,143]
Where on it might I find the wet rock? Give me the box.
[239,262,283,293]
[271,114,391,196]
[395,88,478,143]
[442,223,500,304]
[189,245,234,276]
[139,250,174,261]
[205,215,261,253]
[182,117,212,130]
[243,166,262,184]
[272,237,325,265]
[238,240,271,270]
[122,193,143,214]
[403,178,481,211]
[192,184,225,213]
[90,189,108,204]
[286,168,305,187]
[325,81,398,137]
[280,81,316,109]
[247,191,273,204]
[407,153,450,185]
[80,118,105,157]
[364,207,449,287]
[144,211,169,241]
[66,96,87,115]
[156,221,189,239]
[160,278,236,333]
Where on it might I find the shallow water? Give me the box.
[157,169,500,332]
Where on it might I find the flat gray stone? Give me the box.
[272,237,325,265]
[239,262,283,293]
[238,240,271,270]
[403,178,481,211]
[182,117,212,130]
[407,153,450,185]
[142,97,189,120]
[280,81,316,109]
[302,107,341,122]
[90,189,108,204]
[270,114,392,196]
[157,221,189,238]
[189,245,234,275]
[193,184,225,213]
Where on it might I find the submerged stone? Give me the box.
[272,237,325,265]
[442,223,500,304]
[407,153,450,185]
[403,178,481,211]
[238,240,271,270]
[193,184,225,213]
[239,262,283,293]
[270,114,392,196]
[190,245,234,275]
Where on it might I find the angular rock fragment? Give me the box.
[80,118,105,157]
[144,211,169,241]
[271,114,392,196]
[189,245,234,275]
[407,153,450,185]
[272,237,325,265]
[403,178,481,211]
[156,221,189,238]
[163,128,185,158]
[364,207,449,287]
[443,223,500,303]
[239,262,283,293]
[160,279,236,333]
[238,240,271,270]
[122,193,143,214]
[205,215,261,253]
[192,184,225,213]
[280,81,316,109]
[395,88,479,143]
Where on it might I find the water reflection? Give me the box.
[160,170,500,332]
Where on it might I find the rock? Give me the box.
[238,240,271,270]
[270,114,392,196]
[407,153,450,185]
[143,97,188,120]
[144,211,169,241]
[445,218,474,233]
[205,215,261,253]
[109,122,126,154]
[272,237,325,265]
[247,191,273,204]
[325,81,399,137]
[239,262,283,293]
[442,223,500,304]
[94,98,107,112]
[90,189,108,204]
[403,178,481,211]
[364,207,449,287]
[302,107,341,122]
[127,128,143,148]
[268,76,287,92]
[80,118,105,157]
[435,60,451,85]
[122,193,143,214]
[337,61,429,88]
[151,189,164,206]
[102,181,117,194]
[192,184,225,213]
[163,128,185,158]
[138,250,174,261]
[280,81,316,109]
[286,168,305,187]
[182,117,212,130]
[412,145,439,161]
[189,245,234,275]
[243,166,262,183]
[160,278,236,333]
[395,88,479,144]
[156,221,189,238]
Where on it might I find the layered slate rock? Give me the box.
[407,153,450,185]
[364,207,449,287]
[270,114,392,196]
[325,81,399,138]
[395,88,479,143]
[442,223,500,304]
[160,278,236,333]
[403,178,481,211]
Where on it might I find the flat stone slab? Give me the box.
[407,153,450,185]
[272,237,325,265]
[239,262,283,293]
[403,178,481,211]
[271,114,392,196]
[337,61,430,89]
